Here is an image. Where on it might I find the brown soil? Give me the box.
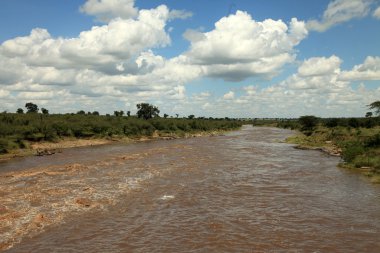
[30,139,113,150]
[0,130,227,162]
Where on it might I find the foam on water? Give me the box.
[159,195,175,200]
[2,127,380,253]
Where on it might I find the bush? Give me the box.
[353,155,380,169]
[365,134,380,148]
[324,118,340,128]
[348,118,360,128]
[299,115,319,132]
[363,118,376,128]
[0,139,8,154]
[342,141,365,163]
[52,122,71,137]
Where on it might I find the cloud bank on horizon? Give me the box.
[0,0,379,118]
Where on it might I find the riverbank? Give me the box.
[285,131,342,157]
[0,129,230,162]
[0,113,244,161]
[285,126,380,183]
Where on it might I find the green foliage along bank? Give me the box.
[253,100,380,183]
[279,117,380,183]
[0,111,243,155]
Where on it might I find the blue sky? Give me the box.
[0,0,379,117]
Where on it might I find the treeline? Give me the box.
[0,111,243,154]
[274,117,380,131]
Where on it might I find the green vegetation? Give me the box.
[136,103,160,120]
[368,101,380,116]
[0,103,243,156]
[260,102,380,183]
[298,115,319,135]
[25,102,38,113]
[252,101,380,183]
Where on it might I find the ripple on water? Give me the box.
[2,127,380,252]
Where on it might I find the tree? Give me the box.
[77,110,86,115]
[92,111,99,116]
[136,103,160,120]
[368,101,380,116]
[25,102,38,113]
[348,118,359,128]
[164,113,169,118]
[324,118,339,128]
[41,108,49,115]
[114,110,124,117]
[16,108,24,114]
[188,115,195,119]
[299,115,319,131]
[127,111,131,117]
[365,112,373,118]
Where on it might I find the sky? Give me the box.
[0,0,379,118]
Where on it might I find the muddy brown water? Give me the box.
[1,126,380,252]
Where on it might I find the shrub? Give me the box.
[365,134,380,148]
[342,141,365,163]
[0,139,8,154]
[348,118,360,128]
[353,155,380,169]
[299,115,319,131]
[324,118,340,128]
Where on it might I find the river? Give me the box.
[1,126,380,252]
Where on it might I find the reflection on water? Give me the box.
[1,126,380,252]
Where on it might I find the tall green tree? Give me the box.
[368,101,380,116]
[299,115,319,131]
[25,102,38,113]
[136,103,160,120]
[114,110,124,117]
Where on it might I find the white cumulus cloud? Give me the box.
[298,55,342,77]
[306,0,372,32]
[80,0,138,22]
[223,91,235,100]
[283,55,347,91]
[0,4,199,114]
[1,5,172,73]
[1,1,378,118]
[374,6,380,18]
[339,56,380,81]
[211,56,380,118]
[184,11,308,81]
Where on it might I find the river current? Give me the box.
[1,126,380,252]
